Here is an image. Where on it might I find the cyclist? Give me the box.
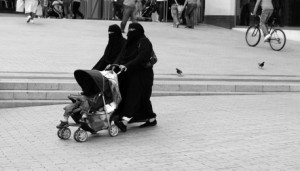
[253,0,274,42]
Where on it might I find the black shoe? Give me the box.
[90,130,98,134]
[139,119,157,128]
[56,121,68,129]
[114,119,127,132]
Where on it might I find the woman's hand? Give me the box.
[119,65,127,72]
[105,64,112,70]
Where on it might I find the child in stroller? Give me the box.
[139,0,158,21]
[47,0,64,18]
[56,69,122,142]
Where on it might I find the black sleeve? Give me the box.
[113,40,126,65]
[125,38,152,69]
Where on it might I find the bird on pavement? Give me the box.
[258,62,265,69]
[176,68,183,76]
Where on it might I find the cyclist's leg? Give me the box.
[260,9,273,41]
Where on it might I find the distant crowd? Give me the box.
[117,0,201,31]
[19,0,201,29]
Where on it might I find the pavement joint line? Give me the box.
[2,72,300,77]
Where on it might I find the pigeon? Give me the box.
[176,68,183,76]
[258,62,265,68]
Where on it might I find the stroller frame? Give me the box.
[57,69,120,142]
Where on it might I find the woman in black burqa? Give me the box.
[112,23,157,132]
[92,24,126,71]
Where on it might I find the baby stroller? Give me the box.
[57,68,122,142]
[47,0,64,18]
[140,0,158,21]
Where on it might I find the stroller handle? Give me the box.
[105,64,124,75]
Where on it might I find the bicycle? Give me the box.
[245,15,286,51]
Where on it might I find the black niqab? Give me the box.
[92,24,126,71]
[126,23,145,47]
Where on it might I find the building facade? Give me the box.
[1,0,299,28]
[205,0,300,29]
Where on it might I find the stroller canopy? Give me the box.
[74,70,112,98]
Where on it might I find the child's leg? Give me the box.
[60,102,81,122]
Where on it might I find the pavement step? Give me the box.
[0,81,80,90]
[1,80,300,91]
[0,90,264,100]
[0,100,69,108]
[0,90,79,100]
[1,73,300,108]
[1,72,300,82]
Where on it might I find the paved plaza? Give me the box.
[1,95,300,170]
[1,15,300,170]
[1,14,300,75]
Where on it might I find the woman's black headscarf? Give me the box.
[115,23,147,65]
[93,24,126,70]
[126,23,145,47]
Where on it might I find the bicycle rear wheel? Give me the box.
[269,29,286,51]
[245,26,261,47]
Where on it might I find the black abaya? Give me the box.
[114,29,156,121]
[93,25,126,71]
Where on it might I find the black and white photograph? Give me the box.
[1,0,300,170]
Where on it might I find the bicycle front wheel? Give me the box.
[269,29,286,51]
[245,26,261,47]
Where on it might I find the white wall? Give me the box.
[205,0,236,16]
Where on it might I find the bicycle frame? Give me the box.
[245,15,286,51]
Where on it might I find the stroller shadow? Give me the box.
[86,123,158,142]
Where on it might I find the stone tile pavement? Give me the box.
[1,15,300,76]
[1,94,300,170]
[1,14,300,170]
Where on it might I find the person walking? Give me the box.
[41,0,49,18]
[72,0,84,19]
[120,0,137,33]
[184,0,200,29]
[113,0,123,20]
[135,0,143,18]
[156,0,166,22]
[170,0,186,27]
[92,24,126,71]
[63,0,73,18]
[24,0,39,23]
[112,23,157,132]
[253,0,274,42]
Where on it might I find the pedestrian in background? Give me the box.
[156,0,166,22]
[24,0,39,23]
[63,0,73,18]
[185,0,200,29]
[72,0,84,19]
[135,0,143,18]
[170,0,186,27]
[120,0,136,33]
[41,0,49,18]
[113,0,124,20]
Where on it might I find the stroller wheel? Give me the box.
[108,125,119,137]
[58,128,71,140]
[57,129,63,138]
[74,129,88,142]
